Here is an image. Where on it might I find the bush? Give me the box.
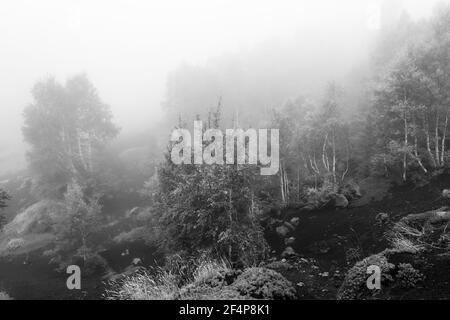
[193,259,230,285]
[105,269,180,300]
[83,253,109,275]
[387,221,425,254]
[105,260,296,300]
[231,267,296,300]
[396,263,424,289]
[338,252,395,300]
[6,238,25,251]
[0,291,13,300]
[105,258,233,300]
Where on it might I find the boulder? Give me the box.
[375,212,390,225]
[276,225,290,238]
[281,246,296,258]
[290,217,300,227]
[284,237,296,245]
[333,194,349,209]
[6,238,25,251]
[341,181,362,200]
[443,190,450,199]
[283,221,295,231]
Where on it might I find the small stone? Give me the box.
[284,237,296,245]
[443,189,450,199]
[283,221,295,231]
[375,212,390,224]
[276,225,290,238]
[297,282,305,287]
[334,194,349,209]
[319,247,330,254]
[290,217,300,227]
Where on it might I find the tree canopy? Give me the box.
[23,74,119,196]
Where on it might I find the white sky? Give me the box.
[0,0,448,161]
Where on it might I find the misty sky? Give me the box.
[0,0,448,170]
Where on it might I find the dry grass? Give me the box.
[193,259,229,284]
[105,269,180,300]
[0,291,13,300]
[390,237,425,253]
[388,221,425,253]
[105,258,231,300]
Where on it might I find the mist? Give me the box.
[0,0,447,175]
[3,0,450,302]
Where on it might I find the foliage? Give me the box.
[0,291,13,300]
[105,269,180,300]
[388,221,425,254]
[338,252,395,300]
[105,257,234,300]
[105,258,295,300]
[147,112,268,267]
[0,189,9,210]
[230,267,296,300]
[0,189,10,231]
[47,181,105,273]
[22,74,119,197]
[396,263,424,289]
[271,89,353,205]
[371,6,450,183]
[6,238,25,252]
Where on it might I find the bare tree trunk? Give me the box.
[435,112,441,167]
[279,164,289,205]
[414,135,428,173]
[322,133,329,172]
[403,111,408,182]
[332,129,336,186]
[87,134,93,173]
[441,108,448,165]
[423,112,436,168]
[228,188,233,263]
[341,141,349,182]
[77,130,88,171]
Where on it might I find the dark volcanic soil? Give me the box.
[265,174,450,299]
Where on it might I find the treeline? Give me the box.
[263,7,450,206]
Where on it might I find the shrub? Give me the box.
[396,263,424,289]
[105,258,233,300]
[231,267,296,300]
[193,259,230,285]
[388,221,425,254]
[106,260,296,300]
[6,238,25,251]
[338,252,395,300]
[83,253,109,275]
[105,269,180,300]
[0,291,12,300]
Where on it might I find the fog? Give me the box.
[0,0,448,175]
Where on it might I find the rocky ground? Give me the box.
[1,173,450,300]
[263,174,450,299]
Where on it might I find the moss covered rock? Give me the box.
[231,267,296,300]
